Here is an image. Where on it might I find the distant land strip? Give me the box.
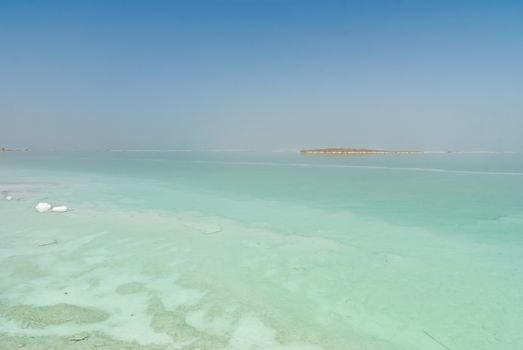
[300,148,422,155]
[1,147,30,152]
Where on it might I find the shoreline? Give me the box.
[300,148,422,155]
[1,147,30,152]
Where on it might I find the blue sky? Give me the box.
[1,0,522,151]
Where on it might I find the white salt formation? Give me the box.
[37,239,57,246]
[35,202,52,212]
[51,205,68,212]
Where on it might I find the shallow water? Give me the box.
[1,151,522,349]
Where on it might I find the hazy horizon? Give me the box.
[1,0,522,151]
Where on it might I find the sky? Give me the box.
[1,0,522,151]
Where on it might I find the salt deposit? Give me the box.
[51,206,68,212]
[35,202,51,212]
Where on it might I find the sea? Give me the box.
[0,150,522,350]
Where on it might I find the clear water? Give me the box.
[1,151,522,349]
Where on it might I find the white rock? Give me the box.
[51,205,68,212]
[5,196,12,200]
[35,202,51,212]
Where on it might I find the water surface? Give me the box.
[1,151,522,349]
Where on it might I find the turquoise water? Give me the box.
[1,151,522,349]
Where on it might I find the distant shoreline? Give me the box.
[300,148,422,155]
[0,147,30,152]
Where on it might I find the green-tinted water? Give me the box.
[1,151,522,349]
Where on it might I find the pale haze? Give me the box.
[1,0,522,151]
[1,3,523,349]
